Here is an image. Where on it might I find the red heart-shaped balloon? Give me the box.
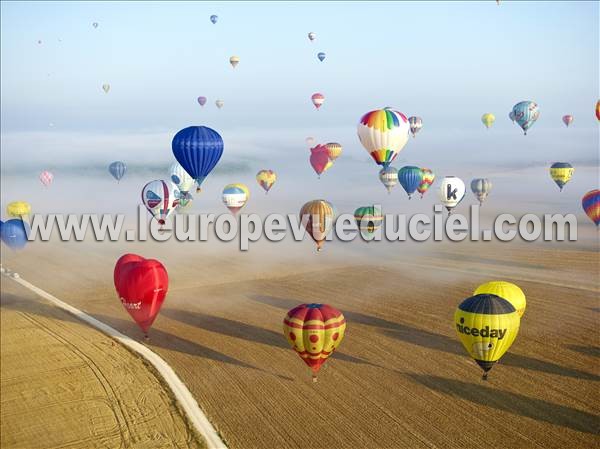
[114,254,168,335]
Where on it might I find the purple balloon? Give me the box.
[197,96,207,106]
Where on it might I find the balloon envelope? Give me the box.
[317,52,326,62]
[310,145,332,177]
[171,126,224,188]
[455,294,520,378]
[512,101,539,135]
[417,168,435,198]
[283,303,346,380]
[197,96,207,106]
[354,205,383,239]
[408,116,423,137]
[210,15,218,24]
[582,189,600,225]
[562,115,573,127]
[324,142,342,161]
[311,93,325,109]
[481,113,495,129]
[141,180,180,225]
[300,200,334,251]
[102,84,110,93]
[549,162,574,191]
[109,161,127,182]
[439,176,465,212]
[308,32,316,41]
[222,183,249,214]
[215,99,224,109]
[398,166,423,198]
[6,201,31,218]
[170,162,195,193]
[379,166,398,193]
[470,178,492,205]
[39,170,54,187]
[0,219,29,250]
[256,170,277,193]
[229,56,240,68]
[357,108,410,167]
[114,254,168,335]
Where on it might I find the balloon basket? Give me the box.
[482,372,488,381]
[312,375,318,383]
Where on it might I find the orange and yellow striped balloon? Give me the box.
[283,303,346,381]
[299,200,335,252]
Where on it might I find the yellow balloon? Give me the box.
[229,56,240,68]
[481,113,495,129]
[474,281,526,317]
[324,142,343,161]
[299,200,335,252]
[549,163,574,191]
[455,294,520,379]
[7,201,31,217]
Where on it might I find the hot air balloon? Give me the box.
[417,168,435,198]
[549,162,574,191]
[379,166,398,193]
[256,170,276,194]
[172,126,224,191]
[398,166,423,199]
[222,183,249,214]
[210,15,218,24]
[455,294,520,380]
[39,170,53,187]
[562,115,573,127]
[308,32,316,41]
[325,142,342,161]
[317,52,326,62]
[357,108,410,167]
[596,100,600,121]
[408,116,423,138]
[92,22,99,28]
[512,101,539,135]
[311,93,325,110]
[439,176,465,214]
[354,206,383,240]
[0,219,29,250]
[470,178,492,205]
[102,83,110,93]
[508,111,515,122]
[109,161,127,182]
[197,96,207,106]
[114,254,168,339]
[283,303,346,382]
[474,281,526,317]
[582,189,600,225]
[300,200,334,252]
[305,136,316,148]
[6,201,31,220]
[229,56,240,68]
[170,162,195,205]
[310,145,333,178]
[481,113,495,129]
[141,180,180,227]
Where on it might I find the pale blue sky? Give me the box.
[1,1,598,171]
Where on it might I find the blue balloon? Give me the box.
[172,126,223,189]
[317,52,326,62]
[398,166,423,199]
[210,15,218,24]
[109,161,127,182]
[0,219,29,250]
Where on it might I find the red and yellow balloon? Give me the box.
[283,303,346,382]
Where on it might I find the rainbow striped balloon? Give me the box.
[357,108,410,167]
[283,303,346,381]
[582,189,600,226]
[417,168,435,198]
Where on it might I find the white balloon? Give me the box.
[438,176,465,212]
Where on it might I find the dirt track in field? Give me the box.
[1,239,599,448]
[0,280,205,449]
